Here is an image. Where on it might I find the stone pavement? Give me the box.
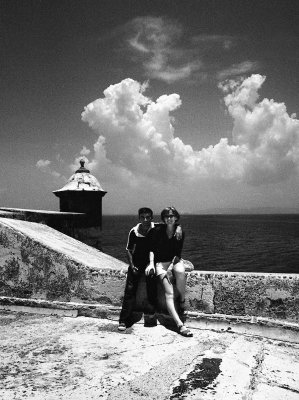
[0,310,298,400]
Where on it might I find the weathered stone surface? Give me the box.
[1,217,299,321]
[185,271,299,322]
[0,218,126,304]
[0,311,298,400]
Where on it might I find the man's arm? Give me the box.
[126,231,138,273]
[126,248,139,273]
[145,251,155,276]
[145,228,155,276]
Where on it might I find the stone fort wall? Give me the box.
[1,217,298,322]
[0,207,102,249]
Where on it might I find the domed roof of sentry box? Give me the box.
[53,160,106,193]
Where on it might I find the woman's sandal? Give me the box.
[178,325,193,337]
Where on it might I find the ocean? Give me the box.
[101,214,299,274]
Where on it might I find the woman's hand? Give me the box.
[174,225,182,240]
[145,263,155,277]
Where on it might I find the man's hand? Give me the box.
[174,225,182,240]
[145,263,155,277]
[131,265,139,275]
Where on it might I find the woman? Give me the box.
[146,206,193,337]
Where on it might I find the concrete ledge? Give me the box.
[0,304,79,317]
[1,296,298,344]
[187,312,299,344]
[0,296,121,319]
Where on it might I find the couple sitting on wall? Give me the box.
[118,206,193,338]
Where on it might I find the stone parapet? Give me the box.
[0,207,102,249]
[0,217,298,322]
[186,270,299,321]
[0,217,126,304]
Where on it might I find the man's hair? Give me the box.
[161,206,180,221]
[138,207,153,218]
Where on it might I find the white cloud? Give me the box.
[217,61,260,80]
[221,74,299,185]
[80,146,90,156]
[191,34,235,50]
[79,75,299,212]
[150,63,202,84]
[36,159,51,168]
[123,17,258,84]
[36,159,62,179]
[126,17,203,83]
[82,75,299,185]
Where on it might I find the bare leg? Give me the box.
[159,274,183,328]
[173,261,186,303]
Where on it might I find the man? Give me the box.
[118,207,182,332]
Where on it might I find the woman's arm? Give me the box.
[174,232,185,258]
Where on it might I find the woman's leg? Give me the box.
[173,261,186,304]
[158,274,183,328]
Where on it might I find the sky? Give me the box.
[1,0,299,215]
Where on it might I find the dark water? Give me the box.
[101,214,299,274]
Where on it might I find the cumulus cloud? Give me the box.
[221,74,299,184]
[80,146,90,156]
[36,159,62,179]
[81,75,299,199]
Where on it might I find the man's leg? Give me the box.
[144,274,158,327]
[119,267,139,328]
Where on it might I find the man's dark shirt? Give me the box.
[126,222,155,270]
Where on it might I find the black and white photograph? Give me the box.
[1,0,299,398]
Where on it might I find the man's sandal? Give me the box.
[178,325,193,337]
[118,322,126,332]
